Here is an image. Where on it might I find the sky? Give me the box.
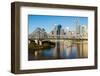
[28,15,88,34]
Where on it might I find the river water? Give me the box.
[28,40,88,60]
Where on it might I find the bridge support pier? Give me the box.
[35,40,38,44]
[35,40,42,45]
[39,41,42,45]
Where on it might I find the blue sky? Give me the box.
[28,15,88,34]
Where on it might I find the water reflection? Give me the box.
[28,40,88,60]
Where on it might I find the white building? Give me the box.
[80,25,88,38]
[76,24,88,38]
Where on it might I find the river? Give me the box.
[28,40,88,60]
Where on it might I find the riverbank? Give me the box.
[29,41,55,53]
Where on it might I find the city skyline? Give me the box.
[28,15,88,34]
[28,15,88,61]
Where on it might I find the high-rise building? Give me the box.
[75,19,88,38]
[80,25,88,38]
[49,24,66,38]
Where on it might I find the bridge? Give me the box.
[29,37,88,45]
[30,37,88,40]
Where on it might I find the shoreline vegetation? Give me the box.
[29,40,55,53]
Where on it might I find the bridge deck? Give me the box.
[30,38,88,40]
